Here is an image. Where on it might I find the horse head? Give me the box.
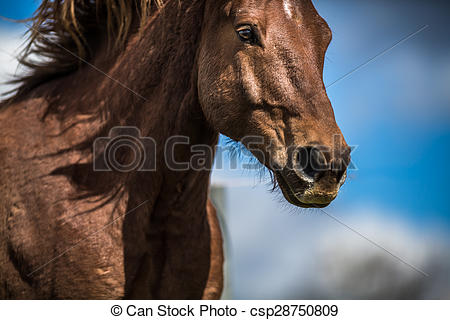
[198,0,350,207]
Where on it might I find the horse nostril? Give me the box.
[295,146,328,179]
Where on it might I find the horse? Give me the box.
[0,0,350,299]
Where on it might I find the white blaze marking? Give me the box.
[283,0,293,19]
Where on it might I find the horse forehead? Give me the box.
[232,0,293,14]
[280,0,310,23]
[283,0,294,19]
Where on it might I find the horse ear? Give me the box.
[223,1,233,17]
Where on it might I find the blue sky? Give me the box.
[316,0,450,226]
[0,1,36,20]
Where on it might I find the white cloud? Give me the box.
[216,186,450,299]
[0,27,26,97]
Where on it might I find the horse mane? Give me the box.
[9,0,164,99]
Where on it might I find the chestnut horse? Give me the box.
[0,0,350,299]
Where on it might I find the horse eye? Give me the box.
[236,26,257,44]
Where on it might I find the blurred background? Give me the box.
[1,1,449,299]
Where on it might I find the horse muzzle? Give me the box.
[273,145,350,208]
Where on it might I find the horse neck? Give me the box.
[102,0,210,139]
[105,0,215,206]
[106,0,216,195]
[43,0,205,132]
[45,0,216,209]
